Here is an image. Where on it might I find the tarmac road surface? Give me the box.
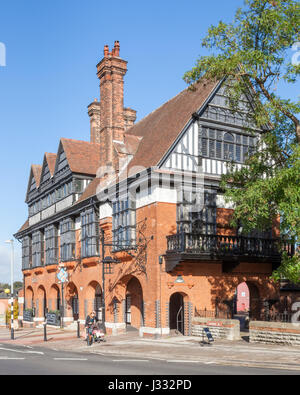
[0,343,299,376]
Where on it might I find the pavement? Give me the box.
[0,326,300,372]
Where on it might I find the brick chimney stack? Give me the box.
[88,99,101,144]
[96,41,129,169]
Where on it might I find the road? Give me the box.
[0,343,299,376]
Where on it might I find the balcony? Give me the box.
[165,233,294,272]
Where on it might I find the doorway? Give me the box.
[125,294,131,325]
[169,293,185,334]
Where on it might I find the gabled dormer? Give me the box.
[26,164,42,203]
[54,140,72,183]
[160,78,262,175]
[39,153,57,192]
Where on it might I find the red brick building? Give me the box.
[15,42,294,336]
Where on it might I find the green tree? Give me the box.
[184,0,300,282]
[6,300,19,327]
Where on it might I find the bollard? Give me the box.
[77,320,81,338]
[44,322,47,342]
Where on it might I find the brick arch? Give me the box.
[111,274,144,329]
[85,281,102,320]
[85,281,102,299]
[49,284,61,312]
[25,286,34,309]
[229,280,262,321]
[65,282,79,320]
[169,291,190,335]
[37,285,47,318]
[125,276,144,328]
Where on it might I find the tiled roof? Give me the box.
[45,152,57,176]
[76,80,218,204]
[124,79,218,171]
[77,177,101,204]
[16,219,29,234]
[31,165,42,187]
[60,138,101,176]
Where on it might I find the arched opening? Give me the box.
[169,292,187,335]
[25,287,34,310]
[49,284,61,312]
[125,277,144,330]
[232,281,261,331]
[94,284,102,322]
[86,281,102,321]
[67,282,79,321]
[37,286,47,318]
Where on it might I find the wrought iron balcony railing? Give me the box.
[166,233,295,258]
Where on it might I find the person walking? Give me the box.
[85,311,97,346]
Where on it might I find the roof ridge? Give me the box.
[60,137,100,145]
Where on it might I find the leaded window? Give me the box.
[81,209,99,258]
[32,230,44,267]
[60,218,76,261]
[112,199,136,250]
[45,225,58,265]
[177,189,217,234]
[200,127,256,163]
[22,236,32,270]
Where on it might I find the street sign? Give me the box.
[57,267,68,283]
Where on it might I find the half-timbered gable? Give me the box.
[160,79,261,176]
[26,165,42,204]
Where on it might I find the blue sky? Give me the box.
[0,0,298,283]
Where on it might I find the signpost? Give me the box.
[56,266,68,328]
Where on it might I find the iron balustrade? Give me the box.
[166,233,294,258]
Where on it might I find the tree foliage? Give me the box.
[184,0,300,282]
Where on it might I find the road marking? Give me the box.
[0,347,27,354]
[0,357,26,360]
[27,351,44,355]
[167,360,200,363]
[113,359,149,362]
[0,347,44,355]
[53,358,88,361]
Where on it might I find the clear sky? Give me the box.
[0,0,298,283]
